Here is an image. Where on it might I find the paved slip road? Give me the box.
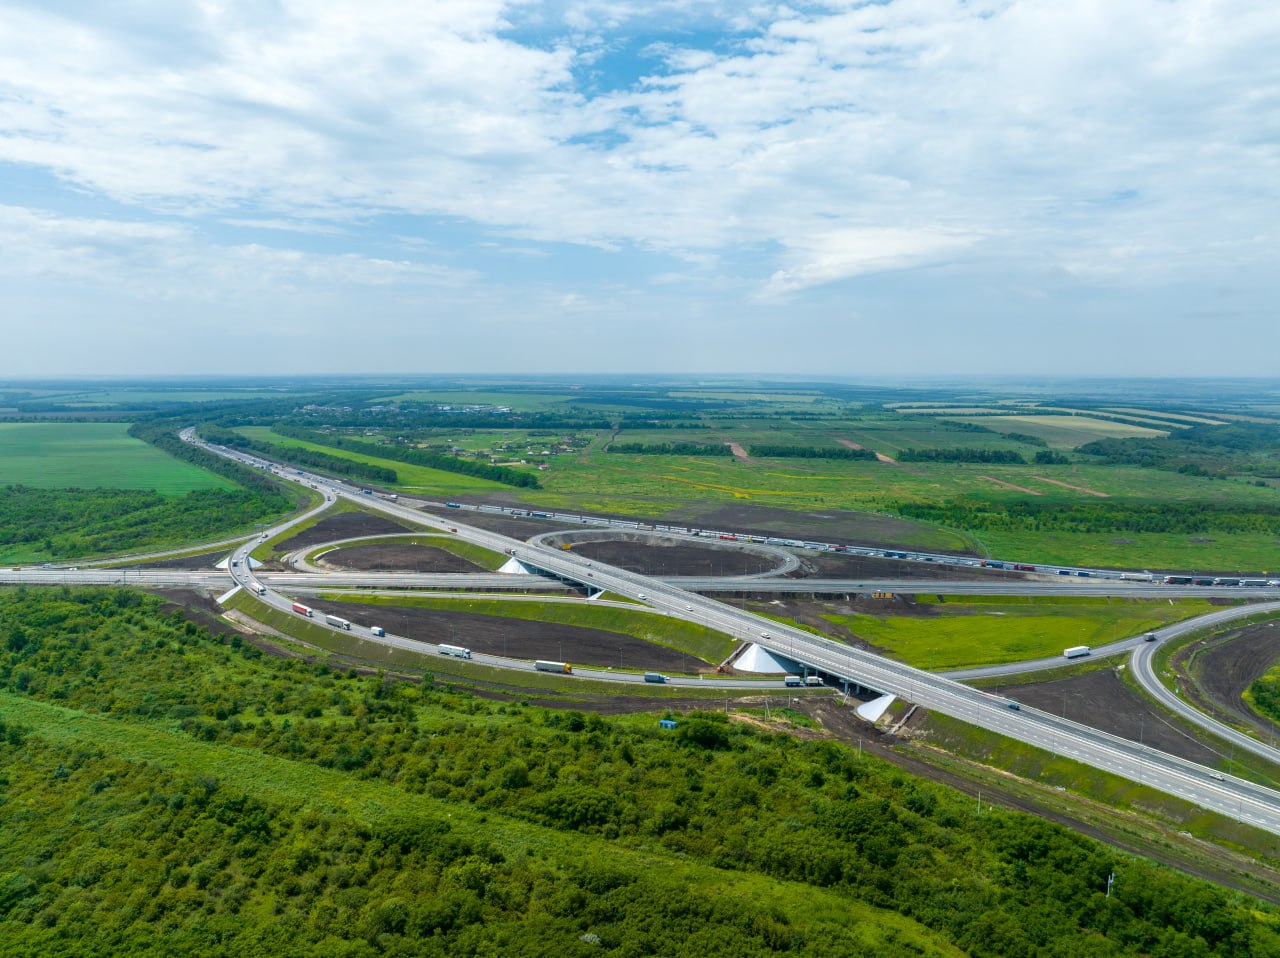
[189,435,1280,835]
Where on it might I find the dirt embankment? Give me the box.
[1178,621,1280,737]
[276,512,410,551]
[320,544,488,574]
[438,499,977,557]
[305,598,703,673]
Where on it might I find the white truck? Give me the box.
[438,644,472,659]
[324,614,352,630]
[1063,645,1091,659]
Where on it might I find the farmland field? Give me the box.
[0,422,231,492]
[947,415,1167,448]
[824,596,1218,670]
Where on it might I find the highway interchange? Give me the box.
[9,427,1280,835]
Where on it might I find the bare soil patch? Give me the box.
[551,536,782,577]
[726,441,752,462]
[978,475,1043,495]
[666,503,978,555]
[1178,620,1280,736]
[991,669,1224,767]
[276,511,410,551]
[306,598,700,672]
[836,438,896,464]
[1032,476,1109,497]
[321,543,487,574]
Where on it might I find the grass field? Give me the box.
[979,529,1280,573]
[0,422,231,492]
[238,426,514,494]
[823,596,1219,670]
[311,532,508,570]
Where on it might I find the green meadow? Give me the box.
[0,422,230,493]
[823,596,1220,670]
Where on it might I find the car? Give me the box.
[637,593,647,599]
[686,604,693,611]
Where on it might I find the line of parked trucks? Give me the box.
[439,502,1276,585]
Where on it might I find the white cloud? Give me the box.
[0,204,475,299]
[761,226,981,299]
[0,1,1276,372]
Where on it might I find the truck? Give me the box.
[535,660,572,674]
[783,675,804,687]
[643,672,666,684]
[291,602,314,617]
[438,644,472,659]
[325,614,352,630]
[253,583,267,595]
[804,675,824,687]
[1063,645,1091,659]
[370,626,385,637]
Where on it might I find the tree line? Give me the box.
[748,444,875,460]
[198,424,399,485]
[272,424,541,488]
[898,448,1028,464]
[897,496,1280,535]
[607,441,732,456]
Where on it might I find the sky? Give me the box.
[1,0,1277,377]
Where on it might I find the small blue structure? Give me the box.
[659,719,678,730]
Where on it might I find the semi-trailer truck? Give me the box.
[535,660,571,674]
[325,614,352,630]
[370,626,385,637]
[1063,645,1091,658]
[438,644,471,659]
[292,603,313,617]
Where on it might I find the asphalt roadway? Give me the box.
[189,437,1280,836]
